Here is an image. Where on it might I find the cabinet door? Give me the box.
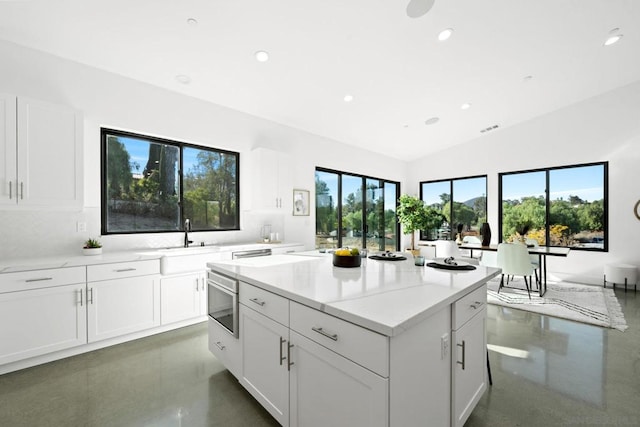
[251,147,291,211]
[240,304,290,426]
[208,317,241,379]
[160,272,204,324]
[0,93,17,206]
[0,284,87,365]
[452,309,487,427]
[16,97,82,208]
[289,331,388,427]
[87,275,160,342]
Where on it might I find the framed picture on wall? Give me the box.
[293,189,310,216]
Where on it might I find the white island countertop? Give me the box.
[208,253,501,337]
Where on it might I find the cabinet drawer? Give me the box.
[453,285,487,330]
[0,266,85,293]
[208,318,241,379]
[239,282,289,326]
[290,301,389,377]
[87,259,160,282]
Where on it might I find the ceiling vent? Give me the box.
[480,124,499,133]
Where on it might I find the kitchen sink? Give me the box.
[155,246,230,275]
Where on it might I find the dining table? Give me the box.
[458,243,571,297]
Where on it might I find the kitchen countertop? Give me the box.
[208,252,501,337]
[0,242,302,274]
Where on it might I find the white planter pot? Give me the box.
[83,247,102,256]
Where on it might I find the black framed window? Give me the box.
[499,162,607,250]
[101,128,239,234]
[315,168,399,251]
[420,175,487,240]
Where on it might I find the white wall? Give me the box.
[408,80,640,284]
[0,40,407,260]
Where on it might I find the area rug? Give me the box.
[487,279,628,331]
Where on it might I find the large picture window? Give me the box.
[315,168,399,251]
[420,175,487,240]
[101,128,239,234]
[499,162,607,250]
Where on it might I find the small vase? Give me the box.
[83,247,102,256]
[480,223,491,247]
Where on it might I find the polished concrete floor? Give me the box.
[1,288,638,426]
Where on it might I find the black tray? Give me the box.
[369,254,407,261]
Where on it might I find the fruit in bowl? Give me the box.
[332,248,362,268]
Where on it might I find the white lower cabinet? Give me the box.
[0,283,87,365]
[160,271,206,324]
[451,286,488,427]
[208,317,241,378]
[289,330,388,427]
[86,260,161,343]
[240,303,290,426]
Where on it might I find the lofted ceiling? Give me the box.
[0,0,638,161]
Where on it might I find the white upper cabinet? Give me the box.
[0,94,83,209]
[250,147,292,212]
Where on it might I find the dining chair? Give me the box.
[525,238,541,288]
[479,250,499,268]
[496,243,534,299]
[434,240,462,259]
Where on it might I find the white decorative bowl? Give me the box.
[83,247,102,256]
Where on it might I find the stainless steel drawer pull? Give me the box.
[470,301,483,309]
[78,288,84,306]
[279,337,286,365]
[114,268,137,272]
[215,341,225,351]
[88,288,94,304]
[287,343,294,371]
[457,340,466,370]
[250,297,266,306]
[20,181,23,199]
[312,326,338,341]
[25,277,53,282]
[8,181,12,199]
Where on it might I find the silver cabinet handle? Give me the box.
[287,342,294,371]
[215,341,225,350]
[25,277,53,282]
[201,278,205,291]
[196,279,199,291]
[457,340,466,370]
[470,301,483,309]
[312,326,338,341]
[88,287,94,304]
[114,268,136,272]
[8,180,12,199]
[20,181,23,200]
[78,288,84,306]
[250,297,265,306]
[279,337,286,366]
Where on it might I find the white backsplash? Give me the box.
[0,208,285,262]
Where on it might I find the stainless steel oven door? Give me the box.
[208,278,238,338]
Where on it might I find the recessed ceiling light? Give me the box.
[604,34,623,46]
[461,103,471,110]
[187,18,198,26]
[255,51,270,62]
[343,94,354,103]
[438,28,454,41]
[425,117,439,125]
[175,74,191,84]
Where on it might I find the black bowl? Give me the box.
[332,254,362,268]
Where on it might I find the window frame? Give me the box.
[100,128,240,235]
[498,161,608,251]
[419,174,488,241]
[315,167,400,251]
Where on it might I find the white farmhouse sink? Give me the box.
[157,246,230,275]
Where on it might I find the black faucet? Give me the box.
[184,218,193,248]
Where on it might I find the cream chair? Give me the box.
[525,238,541,288]
[434,240,462,259]
[497,243,534,299]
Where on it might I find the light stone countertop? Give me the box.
[0,242,302,273]
[208,253,501,337]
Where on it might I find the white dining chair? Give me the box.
[525,238,541,288]
[434,240,462,259]
[479,250,499,268]
[496,243,534,299]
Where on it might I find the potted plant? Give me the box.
[396,194,445,255]
[83,238,103,255]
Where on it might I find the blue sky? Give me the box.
[120,137,198,175]
[502,165,604,202]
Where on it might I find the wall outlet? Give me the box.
[76,221,87,232]
[441,333,449,359]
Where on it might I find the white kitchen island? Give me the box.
[207,253,501,427]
